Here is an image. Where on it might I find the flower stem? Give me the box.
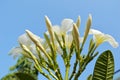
[64,58,70,80]
[45,66,59,80]
[34,64,52,80]
[65,66,70,80]
[69,59,78,80]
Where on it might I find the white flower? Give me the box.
[46,18,74,36]
[18,33,32,47]
[60,19,74,33]
[9,47,23,58]
[10,33,47,58]
[89,29,119,48]
[45,18,74,54]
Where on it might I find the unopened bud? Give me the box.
[73,23,80,51]
[45,16,54,45]
[76,16,81,28]
[82,14,92,48]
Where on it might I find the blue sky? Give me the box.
[0,0,120,79]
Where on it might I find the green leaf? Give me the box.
[1,73,19,80]
[1,72,37,80]
[15,72,36,80]
[92,50,114,80]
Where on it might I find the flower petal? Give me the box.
[9,47,23,58]
[52,25,61,35]
[104,34,119,48]
[18,33,32,46]
[61,19,73,33]
[89,29,119,48]
[89,29,102,35]
[65,33,73,48]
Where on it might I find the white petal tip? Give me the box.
[89,14,92,21]
[45,15,48,19]
[113,42,119,48]
[78,16,80,18]
[25,30,32,34]
[45,16,50,21]
[25,29,30,32]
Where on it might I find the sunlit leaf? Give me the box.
[92,50,114,80]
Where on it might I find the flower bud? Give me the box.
[45,16,54,45]
[73,23,80,51]
[82,14,92,48]
[76,16,81,28]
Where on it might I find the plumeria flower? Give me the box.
[46,18,74,36]
[45,17,84,54]
[18,33,32,47]
[9,33,48,59]
[9,47,23,59]
[45,18,74,53]
[89,29,119,48]
[45,17,84,55]
[9,34,32,58]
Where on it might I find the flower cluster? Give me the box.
[10,15,118,58]
[9,15,119,80]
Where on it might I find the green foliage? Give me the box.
[92,50,114,80]
[1,73,19,80]
[1,72,36,80]
[1,56,38,80]
[15,72,36,80]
